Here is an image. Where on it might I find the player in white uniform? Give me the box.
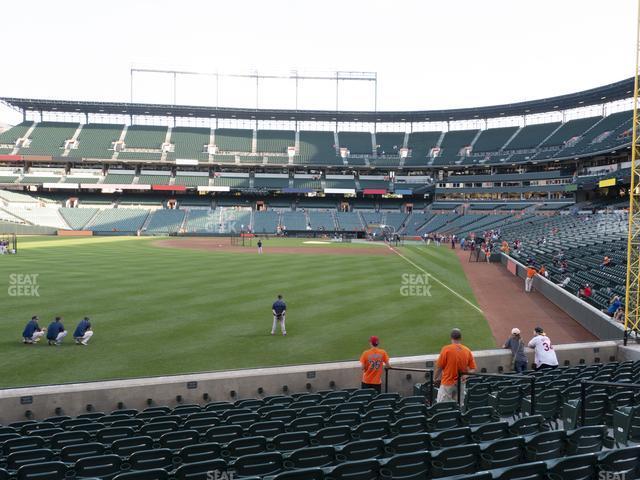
[527,326,559,370]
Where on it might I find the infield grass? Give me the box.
[0,236,493,388]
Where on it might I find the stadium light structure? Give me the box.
[130,67,378,113]
[624,0,640,345]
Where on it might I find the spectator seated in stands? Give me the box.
[538,265,548,278]
[600,255,611,269]
[557,275,571,288]
[604,295,622,319]
[578,283,593,300]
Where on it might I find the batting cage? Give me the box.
[0,233,17,254]
[230,233,254,247]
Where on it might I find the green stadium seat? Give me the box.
[461,407,500,426]
[288,416,324,433]
[488,386,522,419]
[222,436,268,458]
[265,467,324,480]
[111,436,155,457]
[159,430,199,450]
[352,420,391,440]
[73,454,123,478]
[395,404,427,419]
[508,415,545,436]
[312,426,351,446]
[49,430,92,449]
[428,427,472,449]
[491,461,547,480]
[379,450,431,479]
[173,459,227,480]
[112,419,145,430]
[597,445,640,478]
[138,421,178,440]
[283,445,337,469]
[176,442,222,464]
[383,432,430,455]
[327,412,360,428]
[362,408,394,423]
[464,384,491,410]
[59,442,106,463]
[250,421,287,438]
[564,425,608,455]
[270,431,311,452]
[300,406,332,418]
[521,388,562,428]
[204,425,244,444]
[429,444,481,477]
[113,469,169,480]
[335,439,385,461]
[427,410,463,431]
[226,412,261,429]
[15,461,67,480]
[392,415,428,435]
[6,449,55,470]
[545,452,598,480]
[183,417,221,434]
[322,458,380,480]
[470,421,510,442]
[524,430,566,461]
[2,437,45,456]
[232,452,284,477]
[563,393,608,429]
[265,409,298,423]
[128,448,173,470]
[478,436,525,469]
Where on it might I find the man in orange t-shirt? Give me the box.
[435,328,476,404]
[359,335,390,393]
[525,265,537,293]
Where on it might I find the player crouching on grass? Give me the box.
[360,336,390,393]
[46,316,67,346]
[73,317,94,346]
[22,315,45,344]
[271,295,287,336]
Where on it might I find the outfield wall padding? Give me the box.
[0,221,57,235]
[57,230,93,236]
[500,253,624,341]
[0,341,618,424]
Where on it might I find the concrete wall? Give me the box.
[500,254,624,340]
[0,341,618,424]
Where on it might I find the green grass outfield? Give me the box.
[0,236,493,388]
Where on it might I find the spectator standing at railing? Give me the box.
[360,336,390,394]
[503,328,527,373]
[434,328,476,405]
[527,326,558,370]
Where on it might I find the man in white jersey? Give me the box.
[527,326,559,370]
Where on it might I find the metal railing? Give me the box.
[384,366,434,405]
[456,371,537,414]
[579,380,640,425]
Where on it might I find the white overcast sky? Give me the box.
[0,0,637,124]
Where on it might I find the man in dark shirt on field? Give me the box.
[271,295,287,336]
[46,316,67,346]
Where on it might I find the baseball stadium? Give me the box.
[2,1,640,479]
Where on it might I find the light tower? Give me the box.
[623,0,640,344]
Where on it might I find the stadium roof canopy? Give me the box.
[1,77,633,123]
